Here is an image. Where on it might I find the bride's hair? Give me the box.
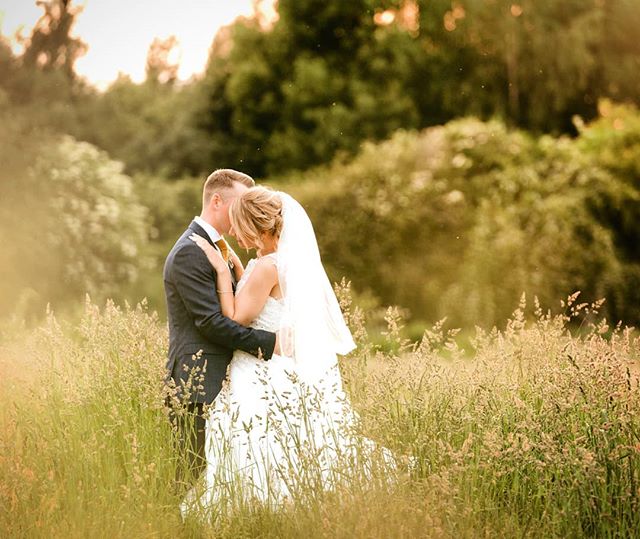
[230,187,283,250]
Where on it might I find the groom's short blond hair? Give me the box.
[203,169,255,205]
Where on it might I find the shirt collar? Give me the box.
[194,216,222,243]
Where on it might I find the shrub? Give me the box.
[0,134,151,318]
[284,116,639,327]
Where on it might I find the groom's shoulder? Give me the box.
[169,232,198,256]
[164,235,204,282]
[165,227,201,266]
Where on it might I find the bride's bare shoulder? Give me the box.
[247,256,278,283]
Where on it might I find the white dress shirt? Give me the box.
[194,216,222,243]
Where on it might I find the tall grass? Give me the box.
[1,292,638,537]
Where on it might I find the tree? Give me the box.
[145,35,179,85]
[285,117,639,327]
[0,125,151,318]
[71,74,210,177]
[194,0,640,176]
[597,0,640,104]
[22,0,87,81]
[0,1,90,138]
[195,0,421,177]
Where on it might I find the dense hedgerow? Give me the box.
[1,291,638,538]
[286,113,640,329]
[3,109,638,331]
[0,132,151,320]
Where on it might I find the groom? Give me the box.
[163,168,277,485]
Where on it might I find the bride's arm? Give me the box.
[190,235,277,325]
[230,260,278,325]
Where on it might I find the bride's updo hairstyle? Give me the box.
[230,187,283,250]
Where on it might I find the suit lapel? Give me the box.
[188,221,215,247]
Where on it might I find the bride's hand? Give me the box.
[189,234,227,272]
[228,246,242,271]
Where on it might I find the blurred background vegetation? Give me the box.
[1,0,639,333]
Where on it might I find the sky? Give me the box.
[0,1,264,89]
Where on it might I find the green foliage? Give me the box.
[185,0,640,178]
[2,1,640,328]
[575,101,640,320]
[4,0,640,181]
[126,174,203,310]
[283,115,639,327]
[423,0,603,130]
[4,1,640,179]
[0,2,206,179]
[194,1,420,177]
[0,37,84,135]
[21,0,87,81]
[578,101,640,196]
[0,0,92,137]
[0,130,151,318]
[73,77,210,177]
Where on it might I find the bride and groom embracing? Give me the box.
[164,169,392,516]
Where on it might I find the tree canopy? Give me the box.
[3,0,639,178]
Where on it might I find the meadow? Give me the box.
[2,2,640,536]
[1,289,638,538]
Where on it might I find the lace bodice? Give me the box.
[236,253,283,332]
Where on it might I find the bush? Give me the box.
[0,132,151,318]
[576,101,640,320]
[283,116,639,327]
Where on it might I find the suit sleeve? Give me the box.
[171,243,276,360]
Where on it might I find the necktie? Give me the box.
[214,238,229,262]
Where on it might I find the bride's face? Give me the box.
[230,226,249,249]
[228,206,252,249]
[228,203,277,253]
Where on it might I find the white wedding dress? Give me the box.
[181,253,393,517]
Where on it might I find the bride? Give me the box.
[181,187,392,516]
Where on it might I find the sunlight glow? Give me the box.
[0,0,265,89]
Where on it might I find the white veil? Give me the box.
[276,192,356,383]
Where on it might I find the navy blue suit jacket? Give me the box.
[163,221,276,404]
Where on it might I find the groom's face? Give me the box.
[217,182,248,233]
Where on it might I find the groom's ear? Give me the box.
[208,192,223,210]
